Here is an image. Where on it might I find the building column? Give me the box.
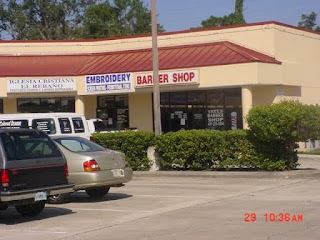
[241,86,253,129]
[75,95,85,115]
[3,98,17,114]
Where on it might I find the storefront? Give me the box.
[160,89,242,132]
[96,95,129,131]
[0,21,319,134]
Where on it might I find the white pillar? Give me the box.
[75,96,85,115]
[241,86,253,129]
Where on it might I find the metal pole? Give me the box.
[151,0,162,135]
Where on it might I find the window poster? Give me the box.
[207,109,224,128]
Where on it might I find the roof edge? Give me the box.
[0,21,319,44]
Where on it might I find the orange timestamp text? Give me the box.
[244,213,304,223]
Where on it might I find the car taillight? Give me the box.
[83,159,101,172]
[65,164,69,177]
[0,170,9,187]
[90,136,94,142]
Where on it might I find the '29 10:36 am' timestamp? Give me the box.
[244,213,304,223]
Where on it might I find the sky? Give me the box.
[144,0,320,32]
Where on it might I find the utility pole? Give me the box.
[151,0,162,135]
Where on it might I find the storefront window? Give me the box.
[224,89,242,130]
[188,91,206,130]
[97,95,129,131]
[160,89,242,132]
[0,99,3,113]
[17,98,75,113]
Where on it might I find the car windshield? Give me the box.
[54,137,106,152]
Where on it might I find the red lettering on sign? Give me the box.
[190,72,195,80]
[137,75,154,85]
[159,74,169,83]
[173,72,193,82]
[137,76,142,85]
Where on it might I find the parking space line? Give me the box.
[131,194,217,199]
[0,230,68,234]
[69,208,153,212]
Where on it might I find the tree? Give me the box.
[81,0,164,39]
[0,0,97,40]
[199,0,246,28]
[298,11,320,32]
[0,0,164,40]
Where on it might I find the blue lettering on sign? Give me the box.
[86,83,131,92]
[105,83,131,90]
[86,73,131,84]
[86,73,132,92]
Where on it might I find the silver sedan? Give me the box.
[48,136,133,203]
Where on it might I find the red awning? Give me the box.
[0,41,281,77]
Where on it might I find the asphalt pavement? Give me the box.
[0,154,319,240]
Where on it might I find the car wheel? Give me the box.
[15,201,46,216]
[85,187,110,199]
[47,193,71,204]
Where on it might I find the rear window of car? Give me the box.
[1,131,62,161]
[32,118,56,134]
[72,117,85,133]
[54,137,105,152]
[94,120,108,132]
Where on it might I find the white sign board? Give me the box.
[7,78,76,93]
[135,70,199,88]
[85,73,132,92]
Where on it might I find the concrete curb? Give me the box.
[298,154,320,159]
[132,155,320,179]
[133,169,320,179]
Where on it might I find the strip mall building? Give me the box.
[0,21,319,136]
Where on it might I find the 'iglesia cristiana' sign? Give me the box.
[7,78,77,93]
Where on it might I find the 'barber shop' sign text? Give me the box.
[135,70,199,88]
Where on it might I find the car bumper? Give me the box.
[70,167,133,190]
[0,183,74,202]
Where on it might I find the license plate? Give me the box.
[112,169,125,177]
[34,192,47,201]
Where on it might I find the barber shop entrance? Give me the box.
[160,88,243,133]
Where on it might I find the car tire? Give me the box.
[85,187,110,199]
[15,201,46,216]
[47,193,71,204]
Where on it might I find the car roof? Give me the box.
[0,112,84,118]
[0,128,41,133]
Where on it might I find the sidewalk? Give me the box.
[133,155,320,179]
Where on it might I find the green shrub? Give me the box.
[246,100,320,170]
[154,130,268,170]
[92,131,155,171]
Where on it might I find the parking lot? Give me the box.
[0,162,319,240]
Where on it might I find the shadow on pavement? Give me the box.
[68,192,132,203]
[0,205,74,225]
